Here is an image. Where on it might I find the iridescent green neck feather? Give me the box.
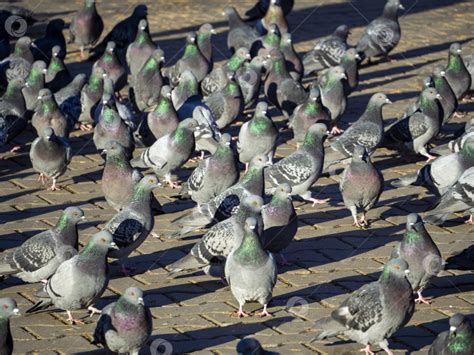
[235,233,266,266]
[56,213,70,230]
[154,98,171,115]
[249,115,269,134]
[183,44,198,58]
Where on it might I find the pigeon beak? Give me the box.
[161,56,165,62]
[225,141,231,146]
[450,326,457,332]
[399,4,405,10]
[287,193,292,200]
[81,216,86,220]
[100,149,107,156]
[42,69,48,74]
[37,95,42,100]
[166,93,172,99]
[436,93,442,99]
[440,71,446,76]
[246,53,251,59]
[249,225,256,230]
[312,97,317,102]
[355,54,361,60]
[325,130,331,135]
[31,42,37,49]
[385,98,392,104]
[404,269,410,274]
[12,308,20,316]
[262,110,267,115]
[137,297,144,305]
[25,82,30,88]
[110,242,119,250]
[140,26,146,30]
[457,49,462,54]
[211,29,216,34]
[341,73,347,79]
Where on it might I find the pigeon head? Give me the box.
[199,23,216,35]
[236,47,251,60]
[139,174,161,189]
[42,127,56,140]
[422,75,433,88]
[381,258,410,281]
[242,195,264,214]
[85,0,96,6]
[218,133,232,147]
[249,153,270,169]
[268,48,284,62]
[105,41,116,53]
[138,19,148,31]
[448,313,471,336]
[236,337,265,355]
[186,32,196,44]
[303,123,329,146]
[342,48,360,61]
[160,85,172,99]
[406,213,427,237]
[102,140,126,157]
[0,298,20,319]
[223,6,237,17]
[151,48,165,63]
[123,287,145,306]
[51,45,62,58]
[282,33,292,44]
[433,65,446,78]
[421,87,441,103]
[179,118,199,132]
[352,145,369,163]
[63,207,86,224]
[274,183,292,198]
[86,231,118,252]
[449,43,462,55]
[133,4,148,17]
[335,25,350,40]
[244,216,258,232]
[16,36,33,49]
[31,60,48,76]
[328,66,347,81]
[309,87,321,101]
[369,93,392,107]
[9,77,26,90]
[384,0,405,19]
[255,101,268,116]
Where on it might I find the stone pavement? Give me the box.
[1,0,474,354]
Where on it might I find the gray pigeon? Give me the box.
[78,66,106,130]
[432,65,457,125]
[392,132,474,196]
[424,166,474,225]
[32,88,69,138]
[317,65,347,134]
[245,0,294,20]
[341,48,361,95]
[238,101,278,168]
[30,127,71,191]
[92,41,127,92]
[126,19,156,81]
[280,32,303,81]
[54,73,87,128]
[168,196,263,274]
[312,258,415,355]
[131,118,198,187]
[261,183,298,265]
[464,53,474,91]
[390,213,443,304]
[225,216,277,317]
[429,313,474,355]
[265,123,329,206]
[0,298,20,355]
[25,230,118,324]
[0,36,33,87]
[356,0,404,62]
[93,287,152,355]
[0,78,27,150]
[191,105,222,157]
[197,23,216,69]
[224,6,260,53]
[170,154,268,238]
[45,45,71,93]
[303,25,350,76]
[0,207,83,283]
[256,0,289,35]
[339,145,383,227]
[444,43,471,101]
[255,24,281,59]
[69,0,104,60]
[104,175,160,261]
[22,60,47,112]
[179,133,239,205]
[384,87,442,161]
[289,87,330,147]
[445,245,474,271]
[236,55,266,109]
[236,337,277,355]
[171,70,199,110]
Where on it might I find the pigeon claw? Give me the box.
[87,306,102,317]
[79,123,93,131]
[359,345,375,355]
[66,311,85,325]
[465,215,474,225]
[257,305,272,317]
[330,126,344,135]
[232,309,249,318]
[309,198,329,207]
[415,291,432,305]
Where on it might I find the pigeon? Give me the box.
[444,43,472,101]
[104,174,160,260]
[445,245,474,271]
[329,93,391,161]
[280,32,303,81]
[130,48,165,112]
[236,55,266,109]
[238,101,278,167]
[131,118,198,187]
[191,105,222,158]
[136,85,178,147]
[78,66,106,130]
[236,337,278,355]
[464,53,474,91]
[245,0,294,20]
[32,19,66,62]
[224,6,260,54]
[431,64,458,124]
[265,123,329,206]
[45,45,72,93]
[313,258,415,355]
[317,65,347,134]
[289,87,330,147]
[32,88,69,138]
[0,298,20,355]
[390,213,443,305]
[69,0,104,60]
[92,41,127,92]
[261,183,297,264]
[126,19,156,82]
[402,75,436,120]
[179,133,239,205]
[384,87,442,161]
[205,72,243,129]
[424,166,474,225]
[341,48,361,95]
[88,4,148,61]
[197,23,216,69]
[429,313,474,355]
[30,127,71,191]
[256,0,289,35]
[255,23,281,58]
[168,196,264,274]
[162,32,209,87]
[339,145,384,227]
[54,73,87,128]
[0,207,83,283]
[170,154,268,238]
[171,70,199,110]
[391,132,474,196]
[92,287,152,355]
[0,78,27,150]
[225,216,277,317]
[25,230,118,324]
[0,36,33,87]
[302,25,350,76]
[201,47,250,96]
[356,0,404,62]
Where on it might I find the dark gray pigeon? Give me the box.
[317,65,347,134]
[179,133,239,205]
[261,183,297,265]
[429,314,474,355]
[0,78,27,150]
[22,60,47,112]
[224,6,260,54]
[32,19,66,62]
[303,25,350,76]
[225,216,277,317]
[312,258,415,355]
[69,0,104,60]
[45,45,71,93]
[54,73,87,128]
[245,0,294,20]
[280,32,303,81]
[265,123,329,206]
[93,287,152,355]
[424,166,474,226]
[92,41,127,92]
[25,230,118,324]
[339,145,383,227]
[126,19,156,81]
[171,70,199,110]
[30,127,71,191]
[237,55,266,109]
[0,298,20,355]
[432,65,457,125]
[444,43,471,101]
[236,337,278,355]
[32,88,69,138]
[0,207,83,283]
[464,53,474,91]
[168,196,263,275]
[356,0,404,63]
[0,36,33,87]
[445,245,474,271]
[131,118,198,188]
[341,48,361,95]
[78,66,106,130]
[104,175,160,261]
[256,0,289,35]
[197,23,216,69]
[390,213,443,304]
[289,87,330,147]
[170,154,268,238]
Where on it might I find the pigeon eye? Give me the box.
[394,264,401,270]
[101,238,106,242]
[3,305,8,310]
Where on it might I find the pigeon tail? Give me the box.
[311,317,345,342]
[167,253,206,276]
